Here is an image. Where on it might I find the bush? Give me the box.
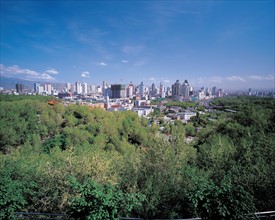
[0,163,33,219]
[68,176,144,219]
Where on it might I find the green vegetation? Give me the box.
[166,101,196,108]
[150,98,166,105]
[0,95,274,219]
[68,176,144,219]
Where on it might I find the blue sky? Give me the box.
[1,0,274,89]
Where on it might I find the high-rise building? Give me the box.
[75,81,82,94]
[111,84,126,98]
[90,84,96,93]
[34,83,44,94]
[139,82,144,96]
[172,80,181,97]
[189,86,193,96]
[212,86,216,96]
[96,86,102,93]
[70,84,75,93]
[105,93,110,109]
[38,86,44,94]
[159,83,163,97]
[34,83,40,93]
[198,90,205,100]
[166,87,171,97]
[66,82,71,92]
[106,87,112,98]
[102,81,107,96]
[16,84,24,94]
[217,89,223,97]
[127,81,134,98]
[248,88,252,96]
[205,87,211,97]
[160,85,166,98]
[151,83,157,96]
[182,80,190,98]
[44,84,52,95]
[82,82,88,95]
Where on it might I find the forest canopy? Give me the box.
[0,95,274,219]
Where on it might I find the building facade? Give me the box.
[16,84,24,94]
[111,84,126,98]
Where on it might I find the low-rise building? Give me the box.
[132,107,154,117]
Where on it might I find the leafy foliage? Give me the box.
[0,95,274,218]
[188,172,255,219]
[68,176,144,219]
[0,162,33,219]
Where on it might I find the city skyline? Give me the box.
[1,0,274,90]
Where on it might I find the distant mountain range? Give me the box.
[0,77,34,90]
[0,77,65,91]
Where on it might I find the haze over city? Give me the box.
[1,0,274,90]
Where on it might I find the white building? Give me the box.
[132,107,154,117]
[182,80,190,99]
[38,86,44,94]
[90,84,97,93]
[181,111,196,121]
[127,82,134,98]
[139,82,144,96]
[66,82,71,92]
[82,82,88,95]
[198,90,205,100]
[75,81,82,94]
[97,86,102,93]
[44,84,52,95]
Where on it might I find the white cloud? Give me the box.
[190,76,224,86]
[45,68,59,75]
[97,62,107,66]
[209,76,224,83]
[163,79,170,83]
[226,76,246,82]
[190,74,273,89]
[249,74,274,80]
[194,77,205,85]
[149,77,156,81]
[122,60,128,63]
[81,71,90,78]
[30,73,55,80]
[0,64,55,81]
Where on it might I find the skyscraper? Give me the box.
[66,82,71,92]
[16,84,24,94]
[151,83,157,96]
[44,84,52,95]
[34,83,40,93]
[139,82,144,96]
[90,84,96,93]
[82,82,88,95]
[127,81,134,98]
[248,88,252,96]
[34,83,43,94]
[166,87,171,97]
[172,80,181,97]
[102,81,106,96]
[111,84,126,98]
[75,81,82,94]
[182,80,190,99]
[212,86,217,97]
[159,83,163,97]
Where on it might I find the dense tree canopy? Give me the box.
[0,94,274,219]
